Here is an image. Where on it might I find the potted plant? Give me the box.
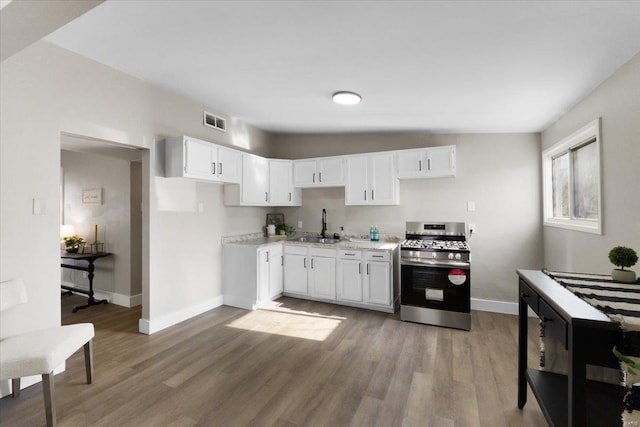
[613,347,640,423]
[63,235,85,253]
[609,246,638,283]
[276,224,294,236]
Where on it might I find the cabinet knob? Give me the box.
[219,162,222,175]
[319,172,322,182]
[313,172,316,183]
[211,162,216,174]
[419,159,422,171]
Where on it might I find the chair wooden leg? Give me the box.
[11,378,20,398]
[42,372,56,427]
[84,340,93,384]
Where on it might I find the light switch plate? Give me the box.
[33,198,45,215]
[298,220,303,228]
[467,201,476,212]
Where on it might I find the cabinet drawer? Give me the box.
[309,247,336,258]
[338,250,362,260]
[284,245,307,255]
[365,251,390,262]
[539,299,567,349]
[519,280,538,314]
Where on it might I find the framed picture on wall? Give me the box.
[266,213,284,227]
[82,188,102,205]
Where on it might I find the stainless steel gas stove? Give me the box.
[400,221,471,330]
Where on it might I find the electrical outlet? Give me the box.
[468,223,476,235]
[298,220,303,228]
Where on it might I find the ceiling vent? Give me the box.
[203,111,226,132]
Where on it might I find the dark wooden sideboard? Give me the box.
[517,269,626,427]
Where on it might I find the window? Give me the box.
[542,118,602,234]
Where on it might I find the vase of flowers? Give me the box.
[63,235,85,253]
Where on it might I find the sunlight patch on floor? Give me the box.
[226,301,345,341]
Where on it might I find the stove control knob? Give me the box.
[455,253,462,260]
[432,252,437,258]
[448,253,454,260]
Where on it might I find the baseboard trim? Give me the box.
[471,297,537,317]
[61,281,141,308]
[138,295,224,335]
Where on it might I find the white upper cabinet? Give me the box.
[345,152,399,205]
[224,155,301,206]
[397,145,456,179]
[216,146,242,183]
[293,156,345,187]
[269,159,301,206]
[165,136,242,183]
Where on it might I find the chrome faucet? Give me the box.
[321,209,327,238]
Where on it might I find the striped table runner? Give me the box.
[543,269,640,331]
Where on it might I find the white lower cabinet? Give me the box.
[284,245,336,300]
[363,252,392,307]
[336,250,364,303]
[286,246,395,313]
[223,242,283,310]
[336,250,393,311]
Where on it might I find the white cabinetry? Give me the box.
[397,145,456,179]
[165,136,241,183]
[224,155,301,206]
[363,251,392,307]
[269,159,301,205]
[223,242,283,310]
[293,157,345,187]
[283,245,336,300]
[345,152,399,205]
[283,246,308,295]
[336,250,363,303]
[336,250,394,311]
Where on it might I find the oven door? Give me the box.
[400,260,470,313]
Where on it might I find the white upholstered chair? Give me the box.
[0,279,95,427]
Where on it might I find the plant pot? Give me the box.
[65,247,79,253]
[612,269,637,283]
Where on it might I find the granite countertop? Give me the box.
[224,235,398,251]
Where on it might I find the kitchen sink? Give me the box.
[289,236,341,244]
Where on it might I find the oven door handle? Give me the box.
[401,259,470,270]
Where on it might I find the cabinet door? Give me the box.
[337,259,363,303]
[397,149,426,179]
[345,156,368,205]
[284,253,308,295]
[426,146,456,177]
[184,138,215,180]
[369,153,399,205]
[293,159,317,187]
[241,154,269,205]
[364,261,391,306]
[269,160,295,205]
[217,146,242,183]
[268,245,284,299]
[309,256,335,300]
[317,157,344,186]
[257,248,270,302]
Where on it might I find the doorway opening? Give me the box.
[60,133,147,319]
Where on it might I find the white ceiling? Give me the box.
[45,1,640,134]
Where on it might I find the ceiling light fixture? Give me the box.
[332,91,361,105]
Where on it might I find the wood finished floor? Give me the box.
[0,295,547,427]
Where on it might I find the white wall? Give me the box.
[541,53,640,273]
[61,149,131,298]
[271,133,543,304]
[1,40,272,346]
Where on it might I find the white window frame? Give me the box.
[542,118,602,234]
